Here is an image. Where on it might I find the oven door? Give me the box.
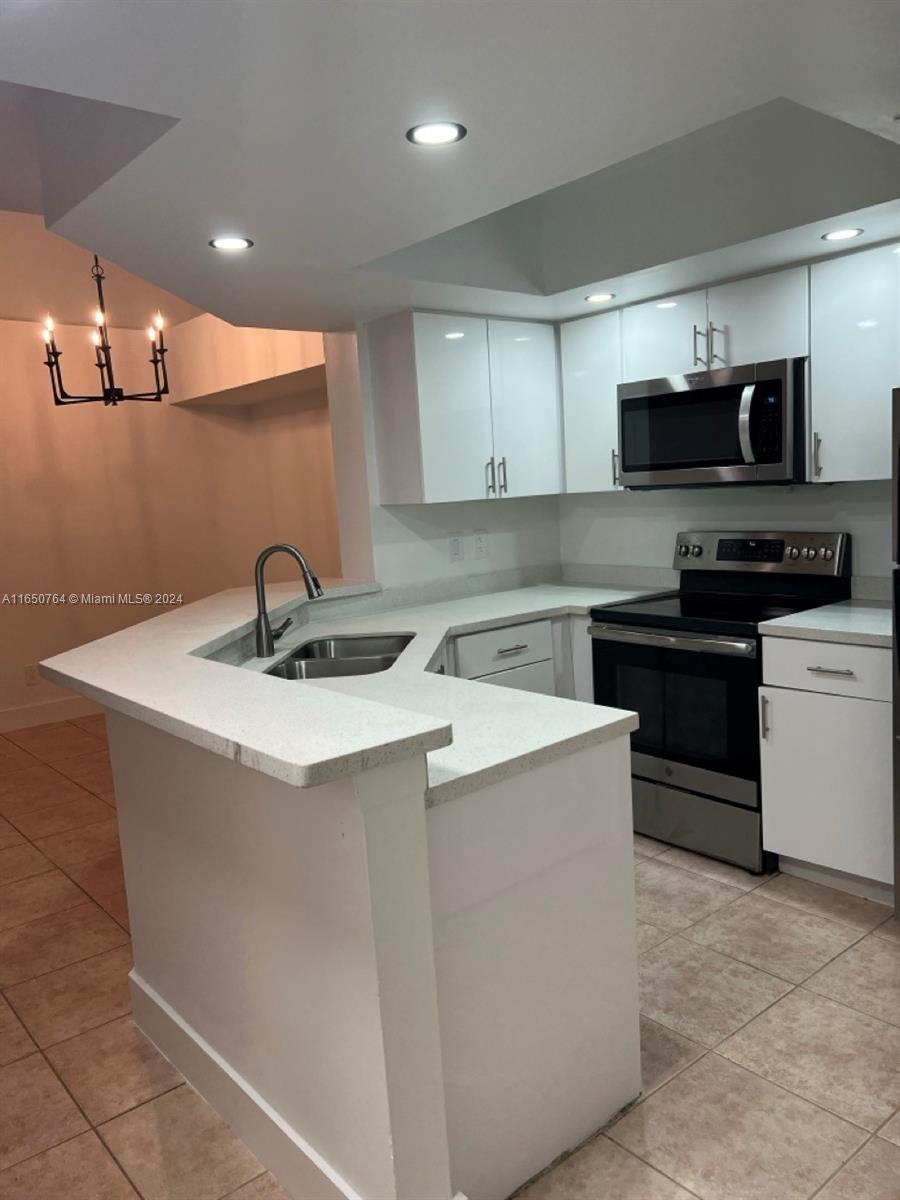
[590,623,760,808]
[618,361,794,488]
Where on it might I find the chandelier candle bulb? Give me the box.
[40,252,171,406]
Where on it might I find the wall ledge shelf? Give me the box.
[171,361,327,412]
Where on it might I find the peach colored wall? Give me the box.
[0,317,341,725]
[168,314,324,401]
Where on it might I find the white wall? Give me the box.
[560,481,891,583]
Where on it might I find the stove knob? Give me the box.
[690,545,703,558]
[786,546,800,559]
[677,544,690,557]
[801,547,816,560]
[821,547,835,561]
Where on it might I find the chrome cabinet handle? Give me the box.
[498,455,508,495]
[497,643,528,655]
[807,666,856,677]
[692,323,708,368]
[709,323,725,364]
[486,456,497,496]
[760,693,770,740]
[813,431,823,478]
[611,447,621,487]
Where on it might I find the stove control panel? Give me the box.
[673,531,848,575]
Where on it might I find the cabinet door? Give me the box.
[560,312,621,493]
[487,320,562,498]
[760,686,893,883]
[706,267,808,367]
[477,658,556,696]
[621,290,708,382]
[809,244,900,483]
[413,313,495,503]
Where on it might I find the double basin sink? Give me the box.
[267,633,413,680]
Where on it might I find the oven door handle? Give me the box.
[588,623,758,658]
[738,384,756,465]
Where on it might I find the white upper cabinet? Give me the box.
[367,311,495,504]
[621,290,708,382]
[488,320,562,498]
[809,244,900,483]
[560,311,621,493]
[706,267,808,367]
[366,311,561,504]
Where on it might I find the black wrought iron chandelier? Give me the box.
[41,253,170,406]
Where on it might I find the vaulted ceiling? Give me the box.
[0,0,898,329]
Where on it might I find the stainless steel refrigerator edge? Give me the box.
[893,388,900,906]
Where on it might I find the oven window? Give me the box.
[595,639,759,780]
[620,387,745,473]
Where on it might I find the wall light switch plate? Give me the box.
[449,533,465,563]
[473,530,488,560]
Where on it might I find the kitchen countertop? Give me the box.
[760,600,892,648]
[41,582,647,800]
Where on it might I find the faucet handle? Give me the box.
[272,616,293,642]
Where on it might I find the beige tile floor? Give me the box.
[521,835,900,1200]
[3,719,900,1199]
[0,719,290,1200]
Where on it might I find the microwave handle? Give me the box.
[738,384,756,465]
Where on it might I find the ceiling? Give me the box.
[0,212,202,327]
[0,0,898,330]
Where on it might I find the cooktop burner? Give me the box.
[591,529,852,638]
[595,590,831,639]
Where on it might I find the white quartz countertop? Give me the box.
[760,600,892,648]
[41,582,647,799]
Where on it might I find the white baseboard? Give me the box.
[0,695,102,732]
[779,856,894,906]
[131,972,364,1200]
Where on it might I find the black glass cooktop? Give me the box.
[592,591,830,639]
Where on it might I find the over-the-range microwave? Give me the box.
[617,358,806,488]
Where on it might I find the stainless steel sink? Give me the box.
[266,633,413,680]
[268,654,399,680]
[293,634,413,660]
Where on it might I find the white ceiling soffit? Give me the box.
[0,80,177,227]
[0,0,898,328]
[362,100,900,295]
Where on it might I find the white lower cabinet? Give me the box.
[760,684,893,884]
[477,658,556,695]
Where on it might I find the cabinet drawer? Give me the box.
[763,636,891,701]
[477,658,556,696]
[456,620,553,679]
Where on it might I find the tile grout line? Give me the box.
[807,1132,877,1199]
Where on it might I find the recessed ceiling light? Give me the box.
[209,236,254,251]
[513,336,532,342]
[858,319,879,329]
[656,300,678,309]
[821,228,863,242]
[585,293,615,304]
[406,122,467,146]
[444,331,465,340]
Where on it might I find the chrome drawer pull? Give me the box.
[496,643,528,655]
[807,666,856,677]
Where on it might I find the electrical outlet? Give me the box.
[24,664,41,687]
[449,533,465,563]
[473,530,488,560]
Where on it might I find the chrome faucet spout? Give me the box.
[254,543,324,657]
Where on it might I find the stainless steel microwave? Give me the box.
[617,358,806,488]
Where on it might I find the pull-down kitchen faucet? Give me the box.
[254,543,323,657]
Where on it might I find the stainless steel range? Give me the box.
[590,531,851,872]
